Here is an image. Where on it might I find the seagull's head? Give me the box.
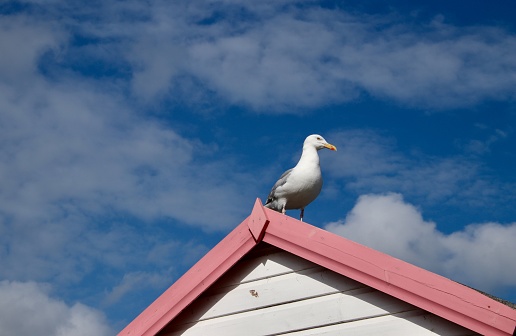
[305,134,337,151]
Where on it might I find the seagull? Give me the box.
[264,134,337,221]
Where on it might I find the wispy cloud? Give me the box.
[0,81,255,229]
[103,272,168,307]
[325,193,516,293]
[15,0,516,111]
[0,15,256,229]
[134,2,516,109]
[0,15,65,86]
[0,280,113,336]
[103,240,208,307]
[460,128,510,155]
[325,129,511,207]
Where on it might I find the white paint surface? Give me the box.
[160,245,478,336]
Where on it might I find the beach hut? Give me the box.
[119,199,516,336]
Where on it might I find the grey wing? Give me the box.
[265,168,293,204]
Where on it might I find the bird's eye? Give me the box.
[317,137,322,140]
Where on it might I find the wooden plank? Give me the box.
[206,249,320,291]
[279,310,478,336]
[162,289,418,336]
[171,266,364,326]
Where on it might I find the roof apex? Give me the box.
[119,199,516,336]
[248,198,269,242]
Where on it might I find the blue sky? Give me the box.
[1,0,515,334]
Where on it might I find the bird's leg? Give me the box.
[300,208,304,221]
[282,205,286,215]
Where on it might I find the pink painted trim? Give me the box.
[117,214,258,336]
[261,205,516,336]
[247,198,270,242]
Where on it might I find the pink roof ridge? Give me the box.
[119,198,516,336]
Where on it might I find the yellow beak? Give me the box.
[324,143,337,151]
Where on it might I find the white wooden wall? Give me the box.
[159,244,478,336]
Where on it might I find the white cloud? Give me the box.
[0,15,65,85]
[103,272,167,307]
[110,1,516,110]
[334,22,516,108]
[0,13,255,229]
[187,14,358,110]
[0,281,113,336]
[19,0,514,111]
[0,81,254,230]
[325,193,516,292]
